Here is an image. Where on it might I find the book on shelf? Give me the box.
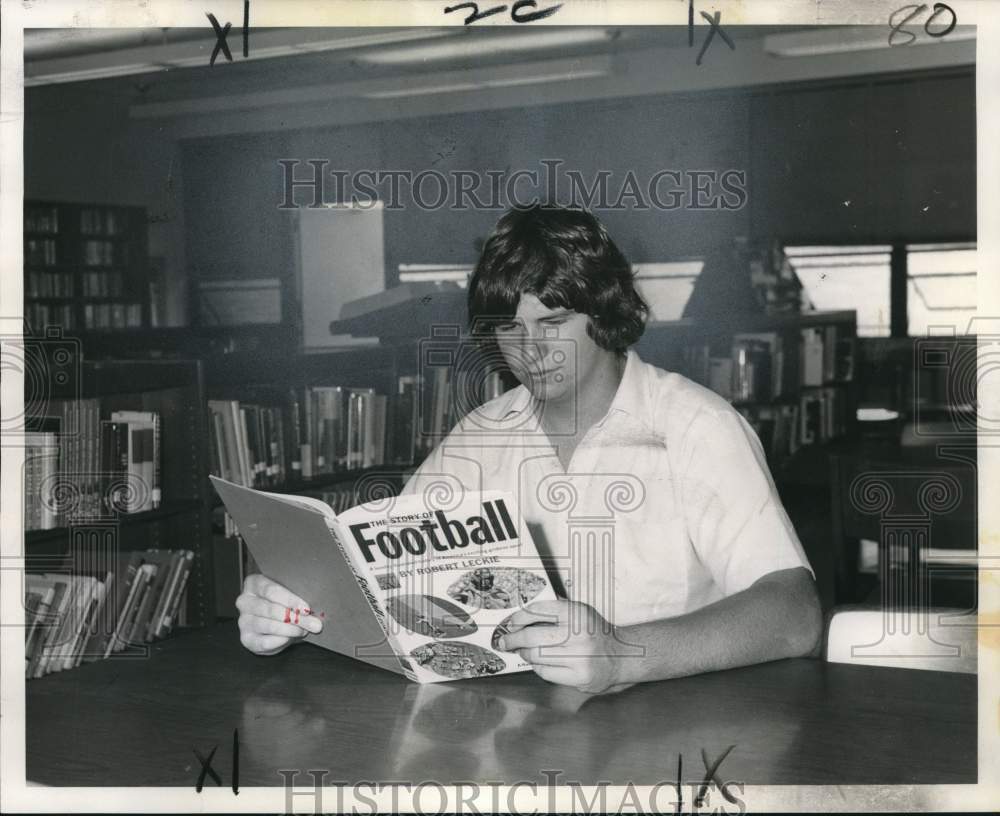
[798,388,846,445]
[731,332,784,401]
[23,583,56,674]
[800,328,825,387]
[23,548,195,678]
[26,303,77,332]
[25,237,58,266]
[707,357,733,400]
[26,270,75,298]
[80,207,124,236]
[24,402,160,529]
[209,364,504,503]
[212,476,558,684]
[109,410,161,511]
[25,575,70,678]
[82,302,143,330]
[110,563,155,654]
[25,204,59,233]
[24,432,59,530]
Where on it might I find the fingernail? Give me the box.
[497,637,507,651]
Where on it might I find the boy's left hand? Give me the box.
[498,599,635,695]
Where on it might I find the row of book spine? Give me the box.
[80,208,124,237]
[24,403,161,531]
[25,303,76,332]
[25,206,60,234]
[208,368,506,492]
[82,301,143,330]
[26,271,74,298]
[736,386,848,461]
[209,388,390,489]
[81,270,125,298]
[82,239,129,267]
[25,238,58,266]
[682,325,854,403]
[24,548,194,680]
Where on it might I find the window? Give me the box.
[399,261,706,322]
[784,245,892,337]
[633,261,704,321]
[906,243,977,336]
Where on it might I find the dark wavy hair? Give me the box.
[468,205,648,354]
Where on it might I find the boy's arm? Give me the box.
[612,565,822,684]
[500,566,822,694]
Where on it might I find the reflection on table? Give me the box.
[27,623,975,786]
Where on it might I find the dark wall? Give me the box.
[182,89,752,306]
[27,67,975,325]
[750,70,975,242]
[179,68,974,316]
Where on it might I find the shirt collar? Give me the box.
[593,348,649,428]
[478,381,533,422]
[478,348,652,427]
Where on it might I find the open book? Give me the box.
[210,476,557,684]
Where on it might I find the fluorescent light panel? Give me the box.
[26,63,169,86]
[361,28,614,65]
[364,67,608,99]
[764,25,975,57]
[25,28,456,86]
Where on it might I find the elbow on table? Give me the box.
[758,567,824,659]
[787,579,824,659]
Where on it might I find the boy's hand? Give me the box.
[236,573,323,655]
[498,599,635,695]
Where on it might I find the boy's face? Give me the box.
[493,293,608,405]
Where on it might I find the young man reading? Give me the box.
[236,205,823,694]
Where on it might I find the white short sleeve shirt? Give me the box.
[402,349,813,626]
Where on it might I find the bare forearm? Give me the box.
[611,567,822,686]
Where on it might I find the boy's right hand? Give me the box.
[236,573,324,655]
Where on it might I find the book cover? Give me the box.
[286,388,303,478]
[98,553,146,658]
[23,589,44,666]
[24,584,56,672]
[60,575,98,670]
[76,571,114,663]
[129,551,175,643]
[147,550,184,640]
[800,327,825,387]
[140,418,158,508]
[28,580,67,678]
[115,564,155,651]
[33,578,72,678]
[81,555,131,660]
[46,574,84,673]
[158,550,195,637]
[211,476,557,684]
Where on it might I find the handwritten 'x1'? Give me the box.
[696,11,735,66]
[206,13,233,66]
[194,744,221,791]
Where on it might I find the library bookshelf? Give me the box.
[24,358,214,678]
[636,309,859,482]
[24,201,150,334]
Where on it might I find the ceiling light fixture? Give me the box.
[763,25,975,57]
[363,67,609,99]
[361,28,615,65]
[25,28,457,86]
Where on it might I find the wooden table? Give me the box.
[26,623,976,787]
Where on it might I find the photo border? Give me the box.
[1,0,997,812]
